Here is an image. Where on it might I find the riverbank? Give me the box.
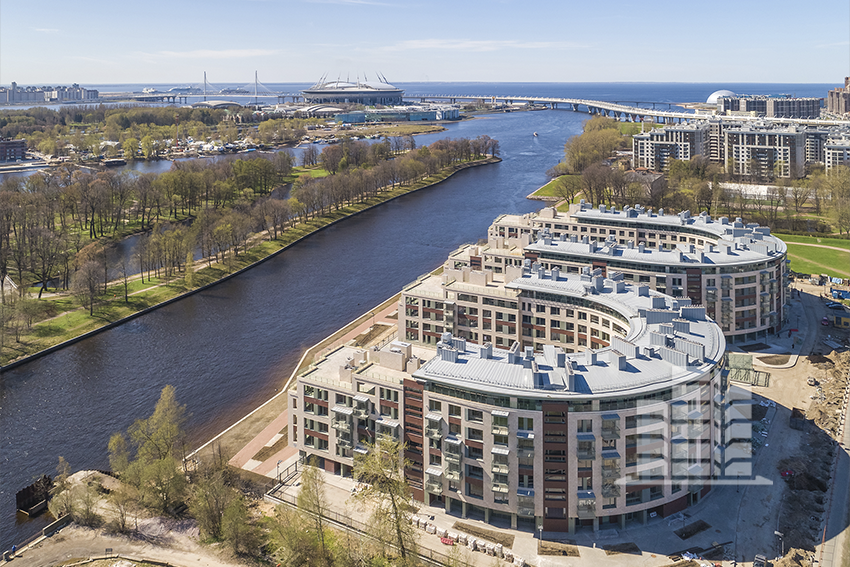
[1,155,501,369]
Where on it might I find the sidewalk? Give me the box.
[275,468,745,567]
[228,296,401,477]
[737,286,819,370]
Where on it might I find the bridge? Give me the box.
[99,92,190,104]
[405,94,850,127]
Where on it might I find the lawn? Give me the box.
[774,233,850,250]
[785,243,850,278]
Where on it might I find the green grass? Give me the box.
[530,178,562,197]
[785,243,850,278]
[774,233,850,250]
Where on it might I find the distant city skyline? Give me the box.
[1,0,848,86]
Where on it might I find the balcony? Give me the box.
[577,504,596,519]
[492,462,510,474]
[337,437,352,449]
[332,420,351,432]
[491,425,509,436]
[601,483,620,498]
[445,468,462,481]
[425,427,442,440]
[352,406,369,419]
[602,464,621,478]
[518,507,535,517]
[517,449,535,459]
[492,482,510,494]
[425,481,443,495]
[601,426,620,441]
[444,452,462,464]
[577,450,595,461]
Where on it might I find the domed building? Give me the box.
[706,89,736,105]
[302,75,404,105]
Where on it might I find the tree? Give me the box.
[222,494,261,555]
[123,138,139,160]
[352,437,418,564]
[184,251,195,288]
[112,385,188,515]
[71,259,102,315]
[188,467,238,540]
[109,483,138,533]
[141,135,155,159]
[128,384,186,464]
[298,461,331,565]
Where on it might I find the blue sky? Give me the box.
[1,0,848,86]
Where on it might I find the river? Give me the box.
[0,108,587,549]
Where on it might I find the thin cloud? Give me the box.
[33,28,59,33]
[306,0,393,5]
[814,40,850,48]
[153,49,280,59]
[393,39,585,52]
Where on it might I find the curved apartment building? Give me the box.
[440,203,789,344]
[291,267,728,533]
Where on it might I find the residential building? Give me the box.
[824,132,850,172]
[403,204,789,344]
[718,95,822,119]
[291,269,731,533]
[723,123,806,179]
[0,139,26,161]
[827,78,850,116]
[632,123,710,171]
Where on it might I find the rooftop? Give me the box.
[412,270,726,399]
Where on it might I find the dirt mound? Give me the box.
[772,547,815,567]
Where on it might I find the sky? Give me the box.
[1,0,848,86]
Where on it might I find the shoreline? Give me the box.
[1,155,501,372]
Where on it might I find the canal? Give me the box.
[0,108,586,549]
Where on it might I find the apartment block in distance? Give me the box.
[291,266,732,533]
[632,123,710,171]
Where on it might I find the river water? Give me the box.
[0,108,588,549]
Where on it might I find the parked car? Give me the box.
[808,377,818,386]
[822,317,830,326]
[754,554,767,567]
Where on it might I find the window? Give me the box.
[518,417,534,430]
[550,307,560,315]
[493,434,509,446]
[429,400,442,412]
[603,497,617,509]
[467,427,484,441]
[380,388,398,402]
[467,409,483,423]
[449,404,461,417]
[590,315,599,324]
[467,465,484,479]
[577,420,592,433]
[466,482,483,499]
[467,446,483,460]
[429,454,441,466]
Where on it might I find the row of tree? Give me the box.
[45,385,424,564]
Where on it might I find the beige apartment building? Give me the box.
[401,204,788,346]
[290,268,730,534]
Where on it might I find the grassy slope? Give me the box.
[774,233,850,250]
[785,244,850,278]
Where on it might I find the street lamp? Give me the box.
[538,525,543,541]
[276,459,283,483]
[774,531,784,557]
